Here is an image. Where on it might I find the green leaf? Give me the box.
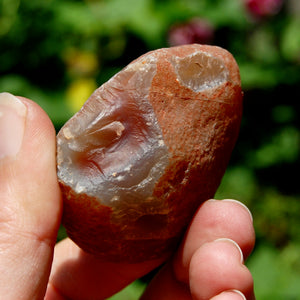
[249,127,300,168]
[248,243,300,299]
[215,167,257,203]
[107,280,146,300]
[281,17,300,63]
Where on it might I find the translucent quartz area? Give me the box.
[171,52,230,92]
[57,56,169,207]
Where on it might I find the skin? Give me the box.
[0,97,256,300]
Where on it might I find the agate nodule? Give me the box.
[57,44,243,262]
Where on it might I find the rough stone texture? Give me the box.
[57,44,243,262]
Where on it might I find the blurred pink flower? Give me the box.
[168,19,214,46]
[246,0,284,18]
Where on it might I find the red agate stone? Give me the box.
[57,44,243,262]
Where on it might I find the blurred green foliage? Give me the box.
[1,0,299,298]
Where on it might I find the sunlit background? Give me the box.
[1,0,300,298]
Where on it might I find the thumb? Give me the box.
[0,93,62,299]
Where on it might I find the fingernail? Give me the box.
[222,199,253,223]
[0,93,27,159]
[214,238,244,263]
[230,289,247,300]
[211,290,247,300]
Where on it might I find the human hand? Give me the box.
[0,93,255,299]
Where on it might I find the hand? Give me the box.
[0,93,255,300]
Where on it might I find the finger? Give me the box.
[189,239,255,300]
[141,199,255,299]
[46,238,165,300]
[142,240,254,300]
[173,199,255,283]
[0,93,62,299]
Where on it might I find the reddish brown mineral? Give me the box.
[57,44,243,262]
